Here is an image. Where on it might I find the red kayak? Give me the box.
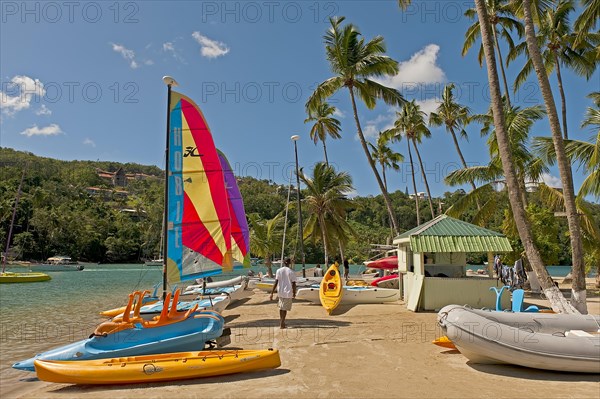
[364,256,398,270]
[370,274,399,287]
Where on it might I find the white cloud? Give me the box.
[541,173,563,188]
[363,112,396,139]
[376,44,446,90]
[83,138,96,147]
[416,98,440,117]
[333,108,345,119]
[191,32,229,58]
[162,41,186,63]
[0,75,46,116]
[111,43,139,69]
[20,123,64,137]
[35,104,52,116]
[144,59,154,66]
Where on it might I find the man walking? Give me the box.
[270,258,297,329]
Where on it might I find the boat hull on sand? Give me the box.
[438,305,600,373]
[34,349,281,385]
[13,311,224,372]
[298,286,399,304]
[320,265,343,314]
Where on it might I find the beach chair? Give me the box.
[490,285,510,311]
[511,289,539,312]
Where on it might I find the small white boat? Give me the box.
[184,276,245,291]
[251,277,323,292]
[144,258,163,267]
[296,286,399,304]
[437,305,600,373]
[29,256,84,272]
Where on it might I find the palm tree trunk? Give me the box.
[348,87,399,235]
[449,127,481,210]
[492,27,512,108]
[266,257,273,278]
[407,139,420,225]
[319,215,329,265]
[475,0,576,314]
[554,56,569,139]
[382,165,388,192]
[412,139,436,219]
[522,0,586,314]
[322,140,330,166]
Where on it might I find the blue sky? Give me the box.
[1,1,598,200]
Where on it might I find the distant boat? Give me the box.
[1,167,51,283]
[144,258,163,267]
[30,256,84,272]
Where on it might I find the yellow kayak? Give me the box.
[0,272,51,283]
[320,264,343,314]
[34,349,281,385]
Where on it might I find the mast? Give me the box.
[2,167,27,274]
[162,76,178,300]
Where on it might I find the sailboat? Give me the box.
[14,78,239,370]
[19,77,280,382]
[1,168,51,284]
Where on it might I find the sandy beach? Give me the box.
[2,280,599,399]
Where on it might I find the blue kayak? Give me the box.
[13,310,224,371]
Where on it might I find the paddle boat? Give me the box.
[13,290,224,371]
[34,348,281,385]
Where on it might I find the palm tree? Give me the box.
[368,131,404,192]
[299,162,354,265]
[248,213,282,278]
[429,83,478,197]
[574,0,599,40]
[474,0,576,313]
[393,101,436,220]
[532,92,600,199]
[446,102,548,224]
[508,0,598,139]
[304,102,342,165]
[463,0,524,107]
[306,16,405,236]
[474,101,547,207]
[520,0,586,314]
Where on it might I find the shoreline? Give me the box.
[2,286,599,399]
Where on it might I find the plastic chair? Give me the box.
[511,289,539,312]
[489,285,510,311]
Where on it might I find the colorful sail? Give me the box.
[217,150,250,268]
[166,91,233,283]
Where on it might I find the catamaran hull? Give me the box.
[298,286,400,304]
[438,306,600,373]
[13,312,224,372]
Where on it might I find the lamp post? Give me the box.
[162,76,178,300]
[291,135,306,278]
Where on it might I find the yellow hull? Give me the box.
[34,349,281,385]
[432,336,456,349]
[319,264,343,314]
[100,299,159,318]
[0,272,51,283]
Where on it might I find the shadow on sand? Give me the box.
[48,368,291,393]
[467,362,600,382]
[228,317,351,329]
